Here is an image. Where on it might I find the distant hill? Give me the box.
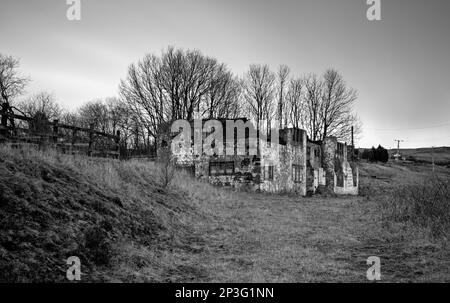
[388,147,450,165]
[358,146,450,165]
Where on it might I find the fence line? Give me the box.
[0,109,121,158]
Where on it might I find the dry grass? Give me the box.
[1,145,449,282]
[0,144,225,282]
[356,161,450,281]
[358,161,450,239]
[381,175,450,239]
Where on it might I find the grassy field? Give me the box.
[1,145,449,282]
[169,161,450,282]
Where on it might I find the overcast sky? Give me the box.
[1,0,449,148]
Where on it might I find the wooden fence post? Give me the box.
[71,129,77,154]
[1,102,9,137]
[88,123,94,156]
[52,119,59,144]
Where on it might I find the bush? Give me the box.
[381,175,450,238]
[361,149,370,160]
[375,145,389,163]
[362,145,388,162]
[157,148,176,188]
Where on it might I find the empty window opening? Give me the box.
[209,161,235,176]
[293,164,303,183]
[314,148,320,157]
[264,165,274,181]
[337,142,345,156]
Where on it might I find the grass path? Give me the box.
[167,189,450,282]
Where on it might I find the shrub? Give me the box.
[361,149,370,160]
[376,145,389,163]
[362,145,388,162]
[369,147,376,162]
[157,148,176,188]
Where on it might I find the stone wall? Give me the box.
[157,119,357,196]
[306,141,325,193]
[322,137,337,192]
[260,128,307,195]
[196,154,260,191]
[322,136,359,195]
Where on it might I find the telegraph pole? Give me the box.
[351,126,354,147]
[394,139,404,161]
[351,126,354,160]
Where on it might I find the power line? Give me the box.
[367,122,450,131]
[401,136,450,143]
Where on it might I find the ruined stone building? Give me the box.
[157,118,359,196]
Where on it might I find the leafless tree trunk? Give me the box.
[320,69,359,142]
[300,70,360,143]
[0,54,29,105]
[119,47,240,144]
[277,65,290,129]
[304,74,323,141]
[16,92,62,121]
[202,65,242,119]
[287,78,304,129]
[243,64,275,154]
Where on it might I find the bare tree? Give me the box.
[320,69,359,142]
[104,97,145,149]
[119,49,361,148]
[106,97,126,135]
[202,65,242,119]
[60,97,147,152]
[181,50,217,120]
[77,100,110,132]
[0,54,29,105]
[119,47,235,144]
[277,65,290,128]
[286,78,304,129]
[17,92,62,121]
[303,74,323,141]
[243,64,276,152]
[60,111,79,126]
[119,53,164,141]
[212,78,242,119]
[300,70,360,143]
